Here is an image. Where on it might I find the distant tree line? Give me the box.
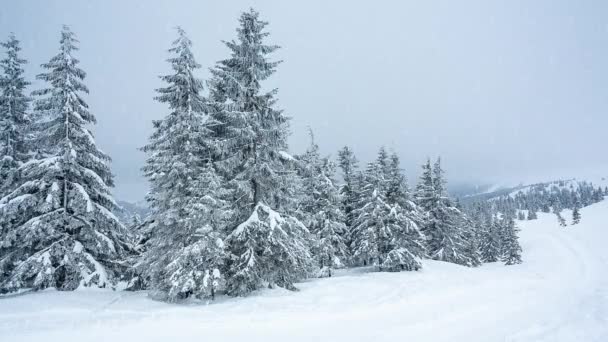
[463,180,606,229]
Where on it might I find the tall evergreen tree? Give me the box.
[0,33,31,196]
[351,149,426,271]
[571,198,581,225]
[381,153,426,271]
[500,215,522,265]
[553,202,567,227]
[414,158,434,213]
[420,158,472,265]
[209,9,313,295]
[527,208,537,220]
[517,211,525,220]
[350,161,389,267]
[140,28,227,301]
[0,26,129,293]
[337,146,360,235]
[479,213,500,262]
[298,131,349,276]
[314,158,349,275]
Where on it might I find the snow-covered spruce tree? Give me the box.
[414,158,434,214]
[517,211,525,221]
[350,149,426,271]
[296,129,322,228]
[553,202,567,227]
[381,153,426,271]
[297,131,348,276]
[479,214,502,262]
[571,199,581,225]
[418,158,472,266]
[461,214,483,267]
[314,158,350,276]
[500,215,522,265]
[350,160,388,267]
[469,203,492,263]
[527,208,537,220]
[0,26,130,293]
[0,33,31,197]
[209,9,313,296]
[337,145,360,238]
[129,213,142,230]
[139,28,228,301]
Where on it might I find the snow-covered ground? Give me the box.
[2,200,607,342]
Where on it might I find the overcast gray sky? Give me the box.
[2,0,607,201]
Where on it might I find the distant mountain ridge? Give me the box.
[114,200,150,225]
[460,176,608,204]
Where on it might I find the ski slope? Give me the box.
[1,200,607,342]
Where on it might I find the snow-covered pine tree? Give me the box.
[480,214,502,262]
[297,131,348,276]
[209,9,313,295]
[593,187,604,202]
[470,203,491,263]
[139,27,228,301]
[129,213,142,230]
[553,202,567,227]
[517,211,525,220]
[414,158,434,213]
[337,145,360,237]
[422,158,471,265]
[350,160,388,268]
[350,149,426,271]
[315,158,350,276]
[527,208,537,220]
[0,33,31,197]
[296,128,321,228]
[460,214,483,267]
[571,206,581,225]
[500,215,522,265]
[0,26,130,293]
[571,197,581,225]
[381,153,426,271]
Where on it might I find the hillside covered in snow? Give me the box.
[1,197,607,342]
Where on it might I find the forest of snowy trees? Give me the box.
[0,9,605,301]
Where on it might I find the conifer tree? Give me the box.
[297,130,348,276]
[0,26,129,293]
[571,197,581,225]
[500,215,522,265]
[571,206,581,225]
[140,28,227,301]
[209,9,313,295]
[480,214,501,262]
[527,208,537,220]
[337,146,360,235]
[0,33,31,196]
[414,158,434,213]
[382,153,426,271]
[351,150,426,271]
[517,211,525,221]
[424,158,472,265]
[297,128,321,227]
[312,158,349,276]
[350,161,389,267]
[553,202,567,227]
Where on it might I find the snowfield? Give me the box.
[1,200,607,342]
